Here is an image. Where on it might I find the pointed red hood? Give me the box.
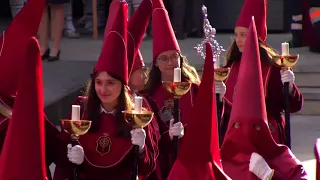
[220,17,307,180]
[104,0,122,37]
[94,0,129,84]
[0,0,45,98]
[236,0,267,42]
[132,50,145,72]
[127,0,151,75]
[152,0,180,60]
[167,42,230,180]
[221,17,277,159]
[0,37,47,179]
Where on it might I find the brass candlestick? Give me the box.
[60,119,92,180]
[271,54,299,149]
[122,110,154,180]
[162,81,191,161]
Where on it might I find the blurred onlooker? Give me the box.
[38,1,68,61]
[63,0,80,38]
[127,0,147,39]
[77,0,106,34]
[9,0,25,17]
[169,0,203,39]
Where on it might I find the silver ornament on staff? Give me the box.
[194,5,230,147]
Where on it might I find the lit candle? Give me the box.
[281,42,289,56]
[214,56,220,69]
[71,105,81,120]
[134,96,143,114]
[174,68,181,82]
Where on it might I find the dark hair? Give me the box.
[83,71,133,137]
[225,39,280,67]
[143,55,200,95]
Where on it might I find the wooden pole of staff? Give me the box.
[92,0,98,40]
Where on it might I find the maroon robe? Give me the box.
[54,96,158,180]
[221,131,308,180]
[0,95,60,180]
[148,83,198,179]
[221,60,303,144]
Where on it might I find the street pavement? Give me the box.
[1,21,320,179]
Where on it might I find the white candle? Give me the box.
[281,42,289,56]
[134,96,143,114]
[214,56,220,69]
[71,105,81,120]
[173,68,181,82]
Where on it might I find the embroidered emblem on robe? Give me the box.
[96,133,112,156]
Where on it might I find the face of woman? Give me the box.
[129,68,147,91]
[94,71,122,105]
[234,27,248,52]
[155,50,180,78]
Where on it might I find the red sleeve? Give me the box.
[272,164,308,180]
[138,122,158,178]
[288,84,303,113]
[53,127,74,180]
[44,116,60,165]
[266,66,303,114]
[267,146,308,180]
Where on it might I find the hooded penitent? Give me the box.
[127,0,151,74]
[0,37,47,179]
[152,0,180,60]
[167,42,231,180]
[235,0,267,42]
[220,17,307,180]
[0,0,45,98]
[94,0,128,84]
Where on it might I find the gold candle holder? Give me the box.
[271,54,299,70]
[122,110,154,129]
[162,82,192,99]
[214,67,230,82]
[60,120,92,140]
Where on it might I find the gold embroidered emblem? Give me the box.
[96,133,112,156]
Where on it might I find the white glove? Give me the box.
[130,128,146,152]
[249,152,274,180]
[281,70,295,86]
[169,119,184,139]
[215,81,226,99]
[67,144,84,165]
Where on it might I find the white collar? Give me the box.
[100,105,116,115]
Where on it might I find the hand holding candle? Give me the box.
[174,68,181,82]
[281,42,289,56]
[134,96,143,114]
[71,105,81,120]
